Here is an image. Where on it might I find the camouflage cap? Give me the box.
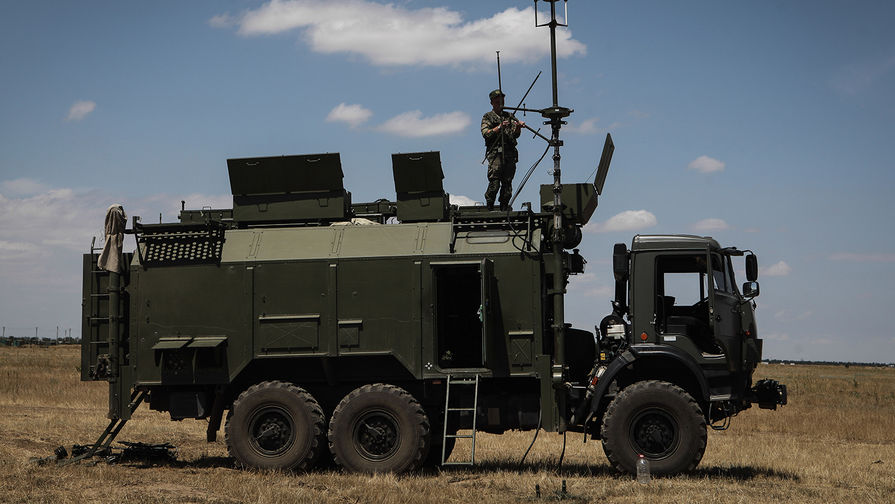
[489,89,505,100]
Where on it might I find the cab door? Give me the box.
[707,253,743,370]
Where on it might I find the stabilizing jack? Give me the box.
[59,388,147,466]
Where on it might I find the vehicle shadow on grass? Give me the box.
[429,460,617,478]
[689,465,800,482]
[104,455,235,470]
[105,455,799,483]
[431,461,800,482]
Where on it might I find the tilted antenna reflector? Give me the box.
[594,133,614,195]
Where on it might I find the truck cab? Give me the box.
[630,236,762,393]
[572,235,785,474]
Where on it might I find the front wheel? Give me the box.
[600,380,706,475]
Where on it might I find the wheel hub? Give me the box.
[353,411,400,461]
[249,406,295,456]
[630,409,678,459]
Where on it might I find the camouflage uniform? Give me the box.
[481,108,521,210]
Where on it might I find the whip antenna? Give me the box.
[496,51,502,94]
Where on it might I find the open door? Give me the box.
[479,258,494,368]
[434,259,494,370]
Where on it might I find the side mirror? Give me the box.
[612,243,629,281]
[743,281,760,298]
[745,254,758,282]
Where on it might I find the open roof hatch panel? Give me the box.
[227,153,350,224]
[391,151,449,222]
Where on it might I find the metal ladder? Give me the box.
[441,374,480,466]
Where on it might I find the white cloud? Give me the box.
[830,51,895,95]
[0,187,229,335]
[774,309,813,323]
[585,210,657,233]
[572,273,596,283]
[449,194,478,207]
[377,110,470,138]
[691,218,729,232]
[0,188,232,260]
[567,273,613,298]
[829,252,895,263]
[580,285,613,298]
[208,13,234,28]
[1,178,49,196]
[687,155,725,174]
[66,100,96,121]
[563,117,623,135]
[0,240,42,261]
[762,260,792,277]
[216,1,586,67]
[0,189,100,252]
[565,118,599,135]
[326,103,373,128]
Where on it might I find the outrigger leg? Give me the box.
[61,388,147,466]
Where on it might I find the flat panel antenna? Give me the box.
[594,133,614,195]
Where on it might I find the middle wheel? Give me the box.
[328,383,430,473]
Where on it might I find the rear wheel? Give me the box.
[600,380,706,475]
[328,384,430,473]
[225,381,326,471]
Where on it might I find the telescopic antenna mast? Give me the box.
[536,0,572,432]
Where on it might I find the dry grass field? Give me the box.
[1,345,893,503]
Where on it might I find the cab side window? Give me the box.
[654,254,715,351]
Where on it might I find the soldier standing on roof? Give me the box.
[482,89,524,211]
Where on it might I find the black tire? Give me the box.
[328,384,430,473]
[600,380,706,475]
[225,381,326,471]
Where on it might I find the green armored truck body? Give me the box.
[130,219,553,409]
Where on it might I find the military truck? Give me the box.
[78,0,784,475]
[80,148,785,475]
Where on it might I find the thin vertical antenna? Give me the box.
[496,51,502,93]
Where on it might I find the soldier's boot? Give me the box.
[486,199,495,211]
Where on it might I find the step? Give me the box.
[445,434,474,439]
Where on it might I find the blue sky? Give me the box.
[1,1,893,363]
